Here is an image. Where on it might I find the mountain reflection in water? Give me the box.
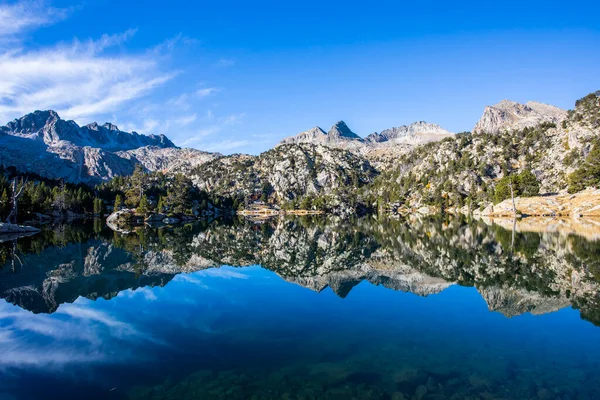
[2,216,599,323]
[1,216,600,399]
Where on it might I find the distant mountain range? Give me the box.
[0,96,580,204]
[279,120,454,151]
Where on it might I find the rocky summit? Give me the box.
[0,110,218,184]
[365,121,453,145]
[279,120,454,167]
[473,100,567,134]
[279,120,364,151]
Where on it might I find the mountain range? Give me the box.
[0,110,217,183]
[0,97,569,185]
[3,92,600,217]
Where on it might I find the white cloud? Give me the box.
[0,8,177,124]
[196,87,219,98]
[0,2,246,153]
[0,301,160,370]
[179,113,245,147]
[194,268,249,279]
[173,113,197,126]
[70,28,139,55]
[0,0,69,37]
[167,93,192,111]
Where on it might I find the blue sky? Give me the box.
[0,0,599,154]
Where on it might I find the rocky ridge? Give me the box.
[190,143,378,213]
[0,111,218,184]
[473,100,567,134]
[279,120,454,165]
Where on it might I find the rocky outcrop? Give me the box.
[0,223,40,242]
[279,121,364,152]
[106,209,136,233]
[478,286,571,317]
[191,143,378,209]
[374,92,600,211]
[473,100,567,134]
[481,189,600,218]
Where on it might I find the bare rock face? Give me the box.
[327,120,362,141]
[365,121,454,145]
[278,120,453,169]
[479,286,571,317]
[191,143,378,205]
[3,110,174,150]
[279,121,364,151]
[473,100,567,134]
[0,110,218,183]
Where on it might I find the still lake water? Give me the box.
[1,216,600,399]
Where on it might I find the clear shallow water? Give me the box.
[1,217,600,399]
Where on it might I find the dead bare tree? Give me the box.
[6,178,27,224]
[509,176,517,217]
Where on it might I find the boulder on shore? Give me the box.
[106,209,135,233]
[0,223,41,242]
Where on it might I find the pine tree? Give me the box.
[125,164,148,207]
[517,170,540,197]
[138,194,149,215]
[0,189,9,218]
[93,198,104,216]
[157,196,166,214]
[114,194,124,211]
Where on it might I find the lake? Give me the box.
[1,216,600,400]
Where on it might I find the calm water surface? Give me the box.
[1,216,600,400]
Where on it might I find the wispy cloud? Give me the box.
[70,28,139,55]
[173,113,198,126]
[0,0,179,125]
[196,87,219,98]
[0,0,70,37]
[179,113,245,147]
[0,28,177,123]
[0,301,159,370]
[194,268,249,279]
[0,1,246,153]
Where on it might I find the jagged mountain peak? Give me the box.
[327,120,361,140]
[365,121,454,145]
[1,110,175,150]
[0,110,223,184]
[474,99,567,134]
[102,122,120,131]
[4,109,61,134]
[278,123,360,147]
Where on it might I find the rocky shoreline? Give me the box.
[477,188,600,218]
[0,222,41,242]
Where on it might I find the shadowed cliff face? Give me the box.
[1,216,600,325]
